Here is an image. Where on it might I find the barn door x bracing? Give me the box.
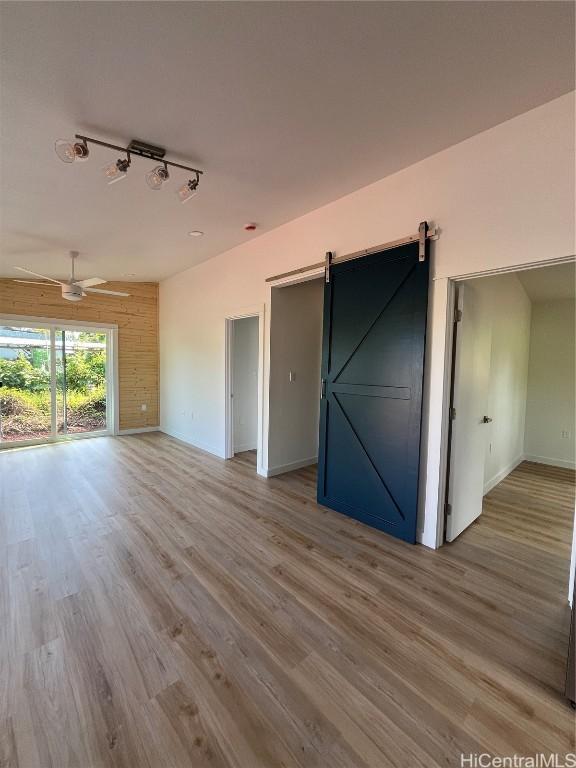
[317,240,429,543]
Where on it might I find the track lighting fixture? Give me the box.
[102,156,131,185]
[145,164,170,190]
[55,139,89,163]
[55,134,203,200]
[177,174,200,204]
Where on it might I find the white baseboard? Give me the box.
[160,427,226,459]
[234,443,257,454]
[117,426,160,436]
[523,454,576,470]
[263,456,317,478]
[483,454,524,495]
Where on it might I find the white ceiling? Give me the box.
[517,262,576,302]
[0,2,573,282]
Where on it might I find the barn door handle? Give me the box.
[321,379,327,398]
[482,416,493,423]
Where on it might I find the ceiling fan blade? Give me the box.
[75,277,107,288]
[13,266,62,284]
[13,279,58,286]
[84,287,130,297]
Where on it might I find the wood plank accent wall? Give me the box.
[0,279,159,431]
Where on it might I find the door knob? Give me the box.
[482,416,493,423]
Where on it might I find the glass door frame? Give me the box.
[0,314,118,448]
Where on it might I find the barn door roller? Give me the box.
[325,251,333,283]
[418,221,428,262]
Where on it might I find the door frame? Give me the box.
[0,313,119,448]
[434,255,576,548]
[224,305,265,473]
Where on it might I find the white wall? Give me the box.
[479,274,532,492]
[268,279,323,474]
[160,92,575,547]
[524,299,576,468]
[232,316,259,453]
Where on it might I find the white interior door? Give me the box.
[446,282,493,542]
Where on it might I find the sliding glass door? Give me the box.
[55,329,108,436]
[0,320,113,446]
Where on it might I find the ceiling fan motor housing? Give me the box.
[62,283,83,302]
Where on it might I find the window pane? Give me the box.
[0,326,52,442]
[55,329,107,434]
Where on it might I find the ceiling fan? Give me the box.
[12,251,130,302]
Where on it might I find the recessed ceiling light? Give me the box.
[188,230,204,237]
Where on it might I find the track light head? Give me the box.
[146,165,170,190]
[102,156,131,185]
[55,139,89,163]
[177,175,199,204]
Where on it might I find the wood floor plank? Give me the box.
[1,435,574,767]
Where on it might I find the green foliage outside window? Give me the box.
[0,350,105,393]
[0,356,50,392]
[0,340,107,438]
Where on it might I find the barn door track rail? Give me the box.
[266,221,439,284]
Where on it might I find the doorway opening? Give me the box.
[445,262,575,546]
[267,276,323,477]
[443,262,576,698]
[0,318,116,447]
[225,313,261,471]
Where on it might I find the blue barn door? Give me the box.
[317,241,429,543]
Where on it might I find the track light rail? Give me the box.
[74,134,204,176]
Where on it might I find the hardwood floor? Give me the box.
[1,435,574,767]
